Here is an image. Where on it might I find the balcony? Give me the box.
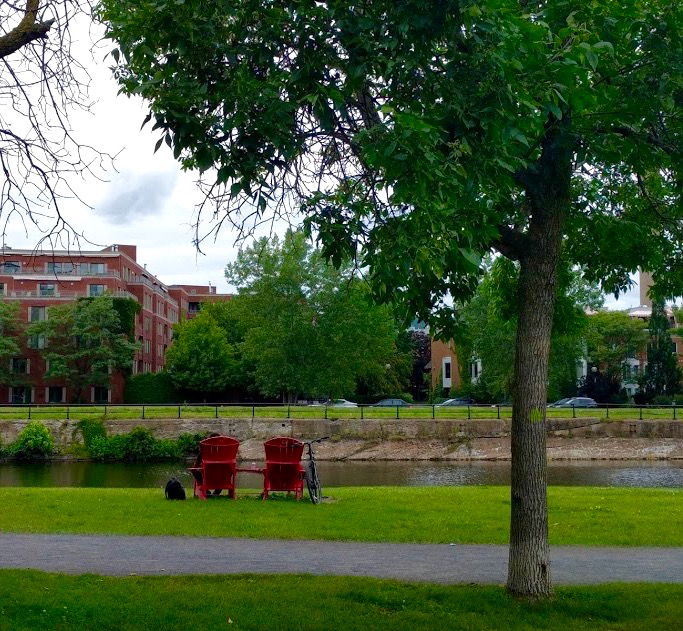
[1,268,120,279]
[128,275,179,308]
[4,289,138,300]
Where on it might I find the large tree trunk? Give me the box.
[507,206,565,598]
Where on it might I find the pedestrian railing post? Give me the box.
[215,405,218,419]
[674,405,677,421]
[252,405,255,418]
[572,404,575,419]
[467,404,471,420]
[497,405,500,420]
[432,405,435,419]
[606,403,609,419]
[28,404,31,420]
[396,405,399,419]
[361,405,364,420]
[142,405,145,419]
[178,405,181,419]
[325,405,328,420]
[104,405,107,417]
[66,405,69,420]
[640,406,643,420]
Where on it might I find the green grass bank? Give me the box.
[0,487,680,546]
[0,571,680,630]
[1,403,682,421]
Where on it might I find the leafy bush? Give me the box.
[12,422,54,460]
[176,432,209,457]
[652,395,673,406]
[89,427,183,462]
[120,427,158,461]
[76,419,107,449]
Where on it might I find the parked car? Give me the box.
[373,398,409,407]
[547,398,573,408]
[549,397,598,408]
[329,399,358,407]
[436,398,473,407]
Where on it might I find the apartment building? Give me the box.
[0,244,231,404]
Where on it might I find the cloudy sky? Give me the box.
[2,15,642,307]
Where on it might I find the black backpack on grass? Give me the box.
[165,478,186,500]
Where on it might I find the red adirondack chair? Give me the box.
[188,435,240,500]
[263,436,305,500]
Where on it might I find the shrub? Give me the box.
[176,432,209,457]
[12,421,54,460]
[653,395,673,406]
[76,419,107,449]
[119,427,157,462]
[89,427,182,462]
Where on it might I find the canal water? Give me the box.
[0,460,682,489]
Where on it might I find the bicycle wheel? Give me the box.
[305,460,323,504]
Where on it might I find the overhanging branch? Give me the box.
[0,0,55,59]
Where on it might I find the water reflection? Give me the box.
[0,460,681,489]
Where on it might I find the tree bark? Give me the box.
[507,119,572,598]
[507,238,561,597]
[0,0,55,60]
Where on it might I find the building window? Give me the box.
[444,361,451,379]
[88,284,105,297]
[0,282,5,296]
[188,301,201,314]
[29,306,47,322]
[39,283,56,296]
[672,342,678,354]
[90,263,106,275]
[11,358,29,374]
[47,386,65,403]
[145,317,151,333]
[0,261,20,273]
[11,386,32,404]
[28,335,46,350]
[144,339,151,354]
[92,386,109,404]
[47,262,74,274]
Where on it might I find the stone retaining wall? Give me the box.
[2,417,683,450]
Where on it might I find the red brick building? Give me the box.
[0,244,231,404]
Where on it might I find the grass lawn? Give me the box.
[0,403,681,421]
[0,571,680,630]
[0,486,680,546]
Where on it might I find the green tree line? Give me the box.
[165,231,416,403]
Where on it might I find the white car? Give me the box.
[329,399,358,407]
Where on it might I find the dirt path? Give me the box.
[0,533,680,585]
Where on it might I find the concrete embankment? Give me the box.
[1,417,683,460]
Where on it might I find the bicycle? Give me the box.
[303,436,329,504]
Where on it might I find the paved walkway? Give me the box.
[0,534,681,584]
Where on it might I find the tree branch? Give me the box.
[595,125,678,157]
[492,225,529,261]
[0,0,55,59]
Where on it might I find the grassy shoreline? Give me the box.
[0,571,681,630]
[0,486,680,546]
